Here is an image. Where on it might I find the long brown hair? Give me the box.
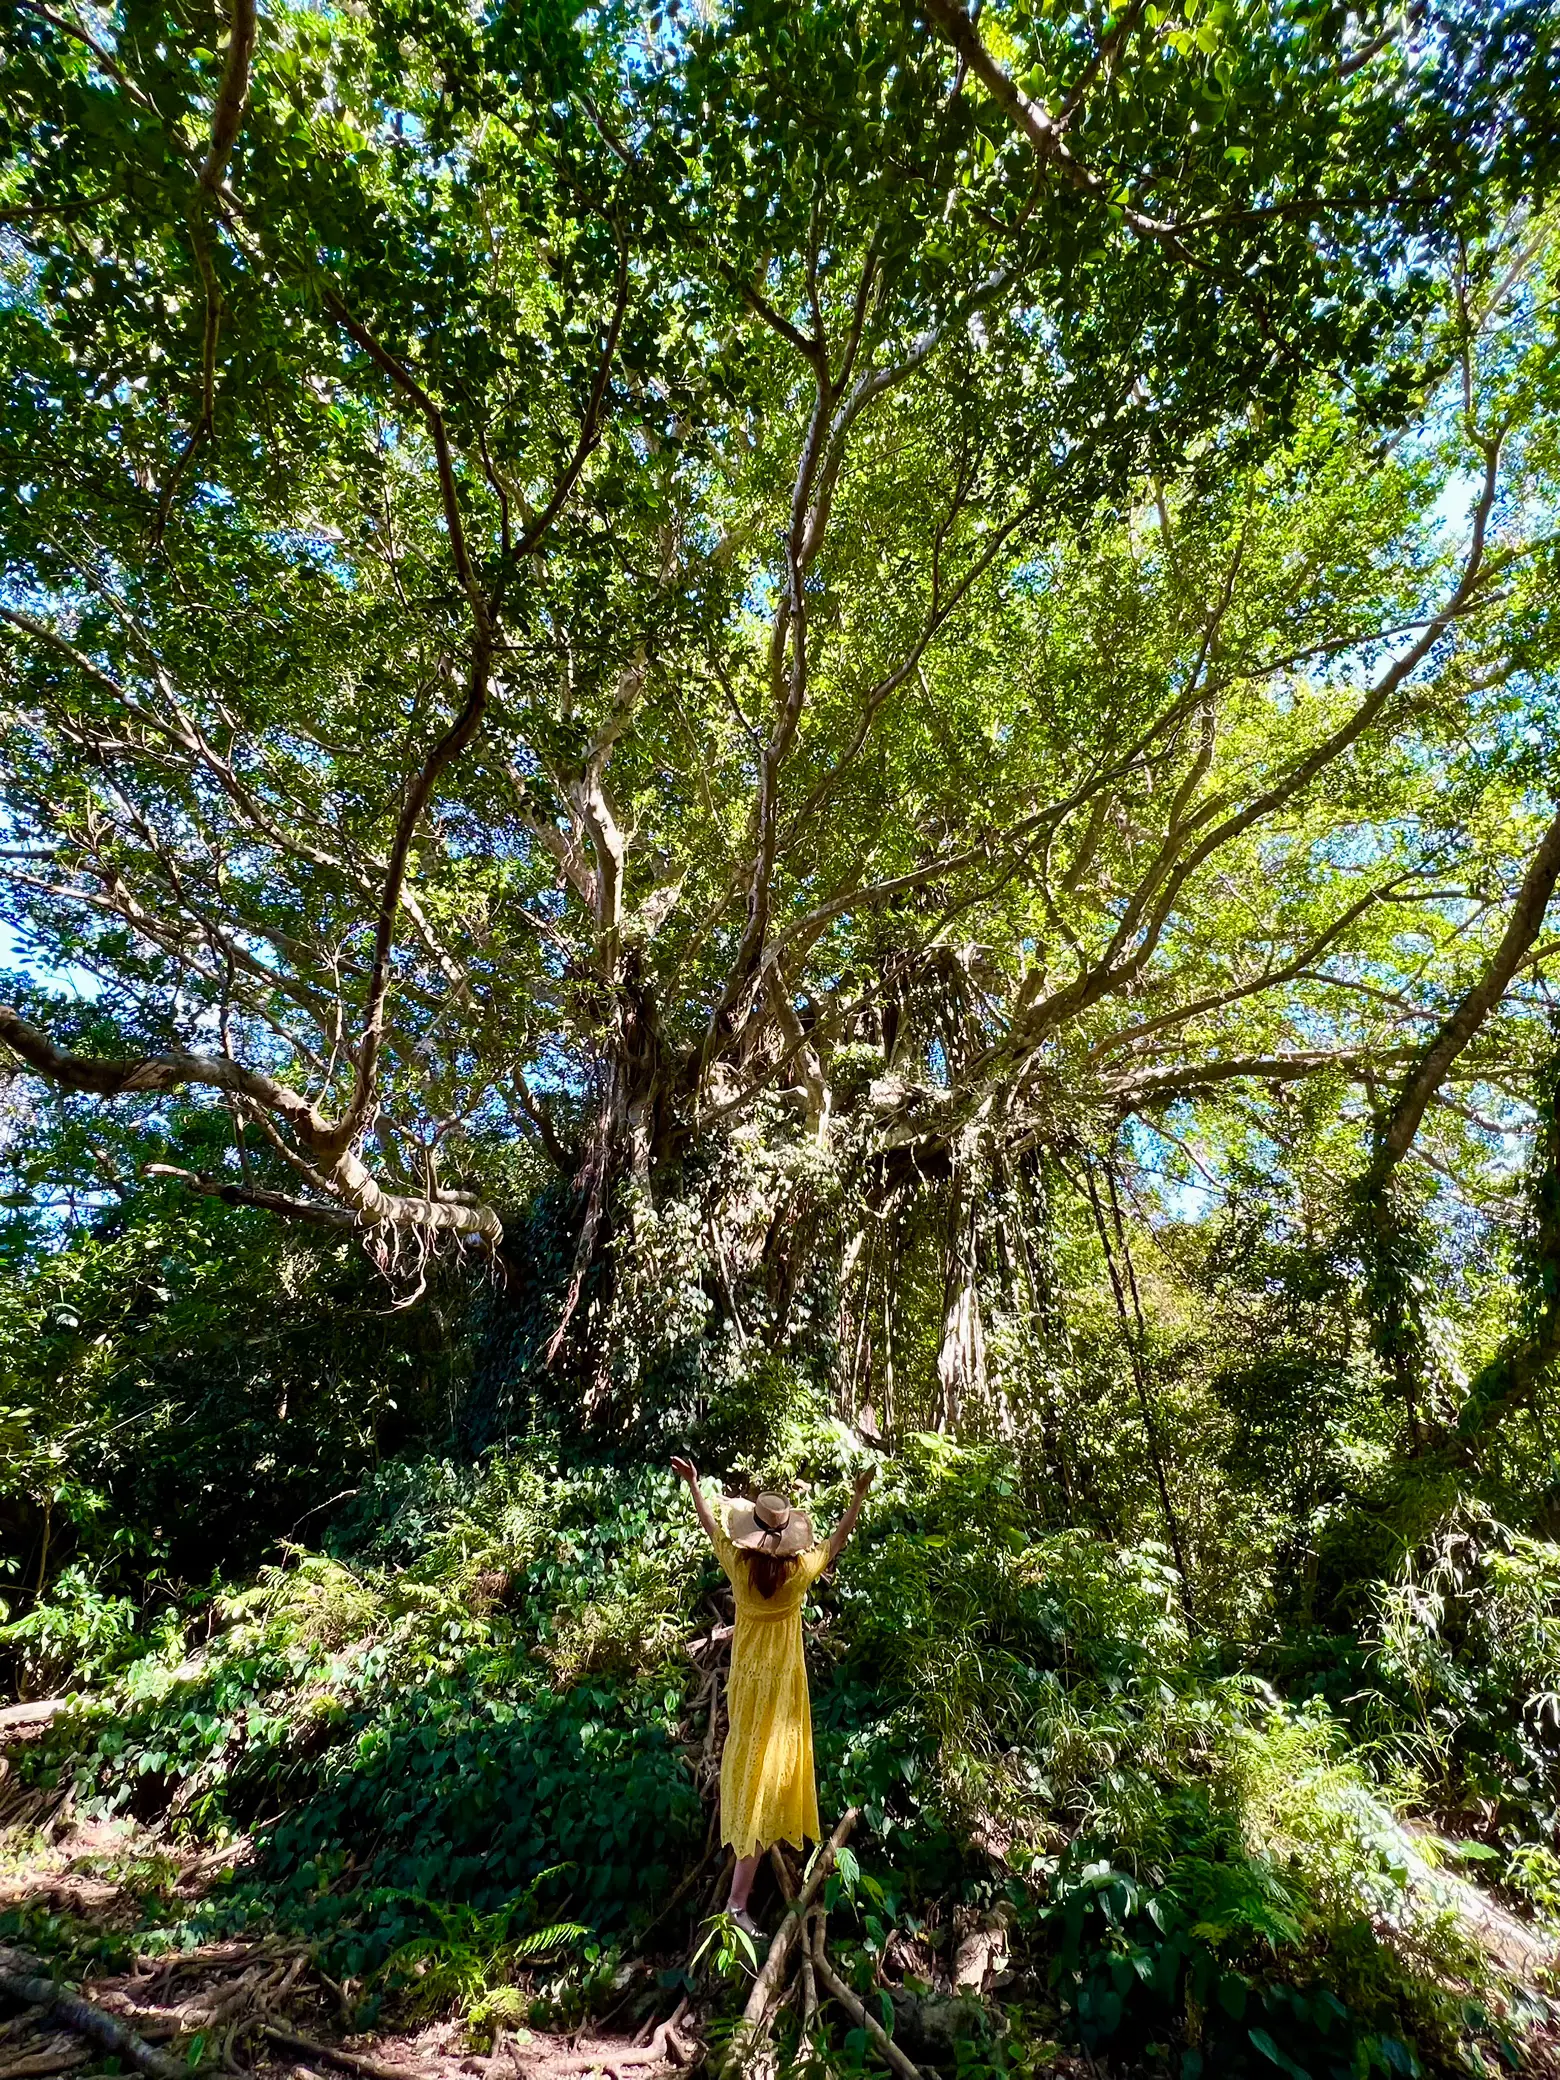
[743,1548,798,1600]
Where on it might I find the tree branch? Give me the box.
[0,1006,503,1241]
[154,0,259,532]
[1013,436,1506,1050]
[920,0,1207,267]
[200,0,257,193]
[1107,1046,1422,1105]
[143,1162,358,1230]
[1365,800,1560,1187]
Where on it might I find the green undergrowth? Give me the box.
[4,1436,1552,2075]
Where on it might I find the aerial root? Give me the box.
[360,1201,503,1307]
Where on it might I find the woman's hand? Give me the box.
[671,1456,719,1544]
[827,1462,878,1568]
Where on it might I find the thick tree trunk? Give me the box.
[936,1178,986,1432]
[541,959,683,1373]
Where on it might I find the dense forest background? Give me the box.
[3,0,1560,2069]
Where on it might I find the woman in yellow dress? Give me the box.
[670,1455,876,1936]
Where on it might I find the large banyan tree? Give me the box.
[3,0,1560,1445]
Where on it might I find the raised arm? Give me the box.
[671,1454,721,1547]
[825,1465,877,1570]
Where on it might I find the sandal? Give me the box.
[729,1906,766,1940]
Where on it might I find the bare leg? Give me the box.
[728,1852,761,1915]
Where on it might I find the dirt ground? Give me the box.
[4,1754,1556,2079]
[0,1809,692,2080]
[0,1803,1106,2080]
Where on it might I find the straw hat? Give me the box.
[725,1491,814,1556]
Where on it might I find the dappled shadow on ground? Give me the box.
[0,1811,694,2080]
[9,1804,1555,2079]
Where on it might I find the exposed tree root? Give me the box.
[261,2024,423,2080]
[713,1808,958,2079]
[537,2008,692,2075]
[0,1950,191,2080]
[700,1806,959,2080]
[0,2048,89,2079]
[738,1807,857,2037]
[811,1921,931,2080]
[0,1800,977,2080]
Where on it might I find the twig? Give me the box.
[630,1854,713,1954]
[692,1850,733,1950]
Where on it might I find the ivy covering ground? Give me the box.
[6,1411,1558,2077]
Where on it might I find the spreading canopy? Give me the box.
[1,0,1559,1359]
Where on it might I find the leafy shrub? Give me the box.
[541,1549,692,1683]
[0,1192,476,1600]
[35,1450,711,1973]
[824,1435,1209,1854]
[1041,1839,1428,2080]
[1038,1717,1490,2080]
[248,1552,388,1652]
[0,1561,145,1693]
[815,1441,1511,2074]
[1365,1501,1560,1858]
[366,1875,590,2035]
[15,1435,1549,2073]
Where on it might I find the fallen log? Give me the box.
[810,1927,929,2080]
[0,1953,190,2080]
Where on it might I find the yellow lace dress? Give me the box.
[710,1504,830,1858]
